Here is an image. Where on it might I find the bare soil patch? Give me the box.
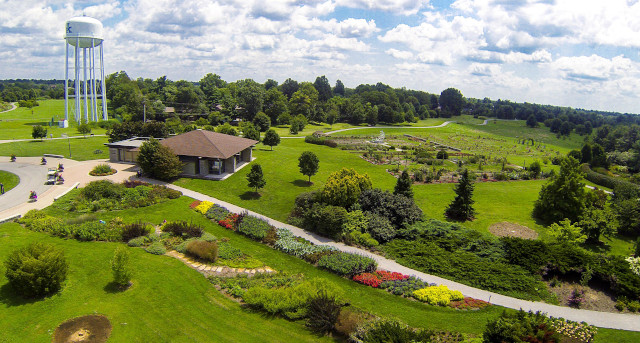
[52,315,111,343]
[546,282,619,313]
[488,222,538,240]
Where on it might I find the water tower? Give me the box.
[63,16,107,127]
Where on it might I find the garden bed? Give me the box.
[488,222,538,240]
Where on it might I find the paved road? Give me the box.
[0,162,52,212]
[143,181,640,332]
[0,134,107,145]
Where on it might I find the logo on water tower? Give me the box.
[66,23,72,34]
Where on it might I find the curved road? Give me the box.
[0,162,52,212]
[0,102,17,113]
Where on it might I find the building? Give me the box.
[105,130,258,178]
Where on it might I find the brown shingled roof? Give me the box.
[159,130,257,159]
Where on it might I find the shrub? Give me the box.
[317,251,377,277]
[359,188,423,229]
[201,232,217,242]
[121,222,151,242]
[186,240,218,263]
[365,213,396,243]
[303,203,349,239]
[81,180,123,201]
[205,204,230,221]
[4,243,69,298]
[72,221,108,241]
[217,241,243,260]
[413,285,464,306]
[335,308,368,338]
[483,311,561,343]
[194,201,214,215]
[307,290,343,335]
[350,318,438,343]
[65,214,98,225]
[89,163,116,176]
[162,221,203,238]
[380,277,430,296]
[111,246,132,288]
[304,135,338,148]
[145,241,167,255]
[128,236,148,247]
[275,229,336,257]
[238,215,272,241]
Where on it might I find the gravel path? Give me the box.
[151,182,640,332]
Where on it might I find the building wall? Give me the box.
[241,148,252,162]
[224,156,236,173]
[109,148,118,162]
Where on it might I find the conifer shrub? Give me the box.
[4,243,69,298]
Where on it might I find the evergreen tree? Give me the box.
[247,164,266,193]
[262,129,280,150]
[394,170,413,198]
[137,138,184,181]
[111,246,132,288]
[444,169,475,221]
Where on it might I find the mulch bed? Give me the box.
[488,222,538,240]
[52,315,111,343]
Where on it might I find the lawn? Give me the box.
[0,136,109,161]
[0,99,107,140]
[270,118,446,138]
[0,170,19,193]
[0,220,334,343]
[38,196,640,342]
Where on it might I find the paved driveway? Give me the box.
[0,161,52,212]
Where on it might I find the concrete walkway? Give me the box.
[146,182,640,331]
[0,102,17,113]
[0,161,52,212]
[0,134,107,145]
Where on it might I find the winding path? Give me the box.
[0,162,52,212]
[0,102,17,113]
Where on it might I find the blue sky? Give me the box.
[1,0,639,114]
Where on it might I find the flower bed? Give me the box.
[317,251,377,277]
[189,200,201,209]
[413,285,464,306]
[89,163,117,176]
[238,215,272,240]
[380,277,431,296]
[353,271,409,288]
[194,201,213,215]
[449,297,490,310]
[218,213,240,230]
[206,204,230,221]
[549,317,598,343]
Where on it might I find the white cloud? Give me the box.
[336,0,427,15]
[553,55,636,81]
[386,48,413,59]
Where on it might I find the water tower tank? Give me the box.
[65,16,103,48]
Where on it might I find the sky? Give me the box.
[1,0,639,114]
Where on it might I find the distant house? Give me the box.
[105,130,258,179]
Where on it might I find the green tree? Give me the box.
[549,218,587,244]
[263,87,288,124]
[280,78,299,99]
[247,163,266,193]
[321,168,372,208]
[262,129,280,151]
[77,123,91,138]
[216,123,237,136]
[298,151,319,183]
[137,138,183,181]
[526,114,538,128]
[394,170,413,199]
[31,125,47,140]
[313,75,332,102]
[242,123,260,141]
[199,73,226,108]
[581,143,592,164]
[4,242,68,298]
[444,169,475,221]
[289,82,318,119]
[533,157,586,224]
[528,161,542,179]
[252,112,271,132]
[579,206,618,243]
[235,79,265,121]
[333,79,345,96]
[111,246,132,288]
[439,88,465,116]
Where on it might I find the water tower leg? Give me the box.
[75,39,80,123]
[83,48,89,123]
[100,44,107,120]
[64,42,69,122]
[92,44,98,122]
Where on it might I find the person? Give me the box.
[1,183,4,194]
[41,156,47,165]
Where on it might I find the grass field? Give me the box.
[12,197,640,342]
[0,136,109,161]
[0,170,19,193]
[0,99,107,140]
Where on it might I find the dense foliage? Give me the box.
[4,243,69,298]
[137,137,184,181]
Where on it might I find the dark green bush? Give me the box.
[365,213,396,243]
[306,291,343,335]
[145,241,166,255]
[581,164,640,192]
[317,252,377,277]
[304,135,338,148]
[350,318,438,343]
[186,240,218,263]
[205,204,230,221]
[303,203,348,239]
[359,188,423,229]
[121,222,151,242]
[4,243,69,298]
[81,180,123,201]
[483,311,560,343]
[162,221,203,238]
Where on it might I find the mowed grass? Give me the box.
[0,220,333,343]
[40,196,640,342]
[271,118,446,137]
[0,170,19,193]
[0,99,107,140]
[0,136,109,161]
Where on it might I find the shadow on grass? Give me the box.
[0,283,43,307]
[240,191,262,200]
[103,281,131,294]
[258,148,274,151]
[291,180,312,187]
[581,240,612,254]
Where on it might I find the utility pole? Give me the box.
[143,102,146,123]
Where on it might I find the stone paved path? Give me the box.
[153,182,640,332]
[165,250,276,277]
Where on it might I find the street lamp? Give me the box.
[62,134,71,158]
